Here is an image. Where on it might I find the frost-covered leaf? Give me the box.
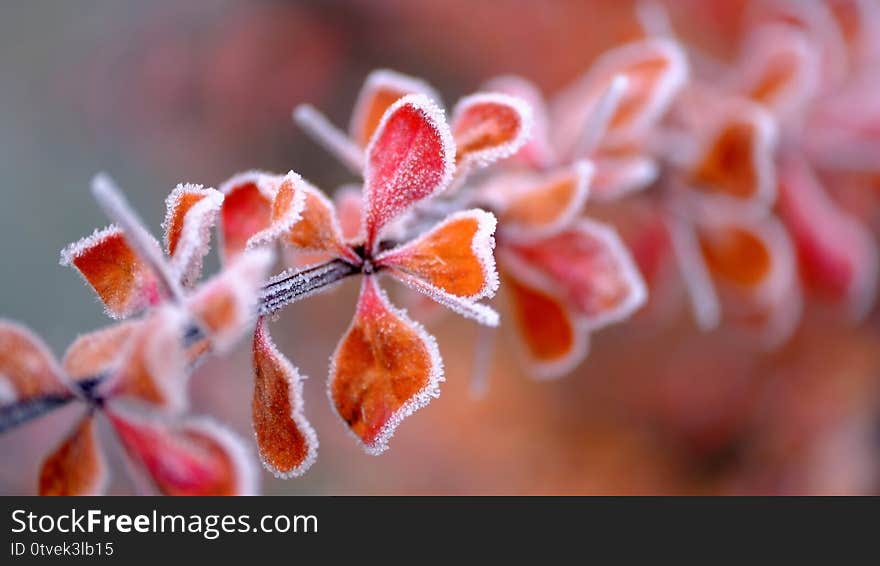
[93,306,191,413]
[551,38,688,151]
[163,184,224,287]
[686,100,777,207]
[245,171,307,249]
[376,209,499,301]
[187,248,274,352]
[362,94,455,252]
[60,226,161,319]
[218,171,279,264]
[493,161,593,239]
[256,173,361,265]
[484,75,557,168]
[451,92,532,169]
[38,415,107,496]
[0,321,66,403]
[506,220,647,331]
[252,317,317,478]
[732,24,820,122]
[695,210,802,347]
[778,153,878,320]
[107,408,257,496]
[329,277,443,454]
[62,320,139,380]
[350,69,441,147]
[500,264,590,380]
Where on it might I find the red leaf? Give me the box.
[108,408,257,496]
[362,94,455,252]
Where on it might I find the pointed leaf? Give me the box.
[376,209,498,301]
[451,92,532,169]
[0,321,66,403]
[484,75,557,168]
[60,226,161,319]
[329,277,443,454]
[494,161,593,239]
[252,317,318,478]
[38,415,108,496]
[362,94,455,252]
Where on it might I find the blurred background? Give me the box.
[2,0,879,494]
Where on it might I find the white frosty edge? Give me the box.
[350,69,443,139]
[363,93,457,250]
[387,271,500,327]
[687,99,779,211]
[452,92,534,169]
[327,277,444,456]
[576,37,689,143]
[59,225,151,319]
[164,184,224,287]
[483,74,558,169]
[572,219,649,332]
[253,317,319,479]
[497,252,591,381]
[376,208,500,301]
[499,160,594,242]
[217,170,280,199]
[246,171,308,249]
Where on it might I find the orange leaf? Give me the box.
[163,183,224,286]
[252,317,317,478]
[38,415,107,496]
[0,320,66,402]
[494,161,593,239]
[502,268,589,380]
[329,277,442,454]
[376,209,498,300]
[687,101,777,205]
[60,226,161,319]
[349,69,440,147]
[452,93,531,168]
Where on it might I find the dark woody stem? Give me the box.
[0,258,361,434]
